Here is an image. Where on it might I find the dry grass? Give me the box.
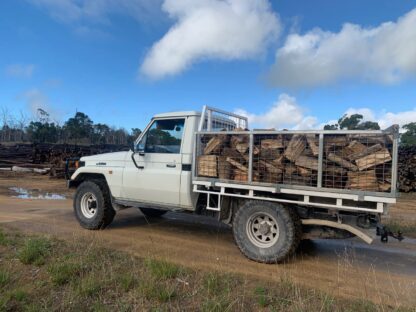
[0,227,414,312]
[383,219,416,238]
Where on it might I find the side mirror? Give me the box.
[136,142,145,156]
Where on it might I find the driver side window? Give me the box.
[138,118,185,154]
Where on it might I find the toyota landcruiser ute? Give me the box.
[68,106,400,263]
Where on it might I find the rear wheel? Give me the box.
[232,201,301,263]
[74,180,115,230]
[140,208,167,218]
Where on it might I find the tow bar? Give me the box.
[376,224,404,243]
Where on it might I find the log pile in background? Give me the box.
[398,146,416,192]
[198,131,394,192]
[0,143,129,178]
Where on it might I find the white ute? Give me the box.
[68,106,400,263]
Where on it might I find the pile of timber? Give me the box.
[398,146,416,192]
[0,143,129,178]
[197,131,394,192]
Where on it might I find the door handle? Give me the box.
[166,164,176,168]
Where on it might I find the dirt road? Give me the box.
[0,173,415,307]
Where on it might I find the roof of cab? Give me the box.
[153,111,201,118]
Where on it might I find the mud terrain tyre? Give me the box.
[74,180,115,230]
[233,201,301,263]
[140,208,167,218]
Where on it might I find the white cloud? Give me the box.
[28,0,162,25]
[140,0,280,79]
[267,8,416,87]
[235,94,317,130]
[236,94,416,130]
[5,64,35,78]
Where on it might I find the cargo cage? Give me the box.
[192,106,399,214]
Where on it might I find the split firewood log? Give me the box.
[235,142,249,155]
[297,166,312,177]
[325,136,348,147]
[284,135,305,162]
[258,160,283,174]
[197,155,218,177]
[323,165,347,176]
[295,155,319,171]
[226,157,248,172]
[327,153,359,171]
[306,134,319,156]
[204,136,224,155]
[346,170,378,191]
[218,156,232,180]
[230,134,248,149]
[233,169,248,182]
[355,148,391,171]
[378,182,391,192]
[343,141,367,160]
[261,138,283,149]
[348,143,383,161]
[221,147,242,158]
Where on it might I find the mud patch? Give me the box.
[9,187,66,200]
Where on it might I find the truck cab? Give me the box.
[70,111,201,212]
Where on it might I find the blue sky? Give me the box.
[1,0,416,131]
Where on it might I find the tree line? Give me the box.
[0,108,415,146]
[0,108,141,145]
[324,113,416,146]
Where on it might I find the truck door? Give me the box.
[121,118,185,206]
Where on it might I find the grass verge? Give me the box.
[0,226,413,311]
[383,219,416,238]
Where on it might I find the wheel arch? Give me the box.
[68,172,109,190]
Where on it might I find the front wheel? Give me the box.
[232,201,301,263]
[74,181,115,230]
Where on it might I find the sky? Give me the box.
[1,0,416,131]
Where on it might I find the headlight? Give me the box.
[75,161,85,169]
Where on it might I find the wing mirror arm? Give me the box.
[131,151,144,169]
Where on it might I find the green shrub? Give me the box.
[18,238,51,265]
[202,296,232,312]
[140,282,176,303]
[48,262,82,285]
[75,276,102,297]
[203,272,230,296]
[0,229,7,245]
[254,286,268,307]
[0,270,10,288]
[11,289,28,302]
[117,274,137,292]
[145,259,180,280]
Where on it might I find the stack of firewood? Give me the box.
[398,146,416,192]
[197,131,393,192]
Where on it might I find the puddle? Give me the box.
[9,187,66,200]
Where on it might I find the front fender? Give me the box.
[70,166,110,181]
[69,166,124,198]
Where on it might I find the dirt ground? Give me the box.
[0,172,415,307]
